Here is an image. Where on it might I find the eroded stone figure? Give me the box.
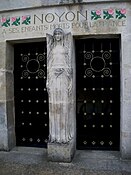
[46,28,73,144]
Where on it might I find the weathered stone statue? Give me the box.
[46,28,73,144]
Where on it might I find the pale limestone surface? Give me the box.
[0,149,131,174]
[0,0,130,162]
[0,0,129,12]
[47,28,76,162]
[47,29,73,143]
[0,3,128,40]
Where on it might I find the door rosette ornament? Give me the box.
[22,55,29,62]
[103,68,111,77]
[90,56,105,72]
[22,70,29,78]
[84,52,93,59]
[84,51,111,77]
[85,68,93,77]
[102,51,111,59]
[37,53,45,61]
[38,69,45,78]
[26,59,40,73]
[21,53,45,78]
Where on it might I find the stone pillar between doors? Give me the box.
[46,28,76,162]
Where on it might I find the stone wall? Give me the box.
[0,42,15,151]
[0,0,129,12]
[0,0,131,160]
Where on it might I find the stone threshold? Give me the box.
[2,147,131,172]
[11,146,121,161]
[11,146,47,156]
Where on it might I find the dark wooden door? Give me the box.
[14,42,49,148]
[76,38,120,150]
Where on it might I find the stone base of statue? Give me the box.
[47,140,75,162]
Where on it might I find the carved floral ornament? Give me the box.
[0,8,126,27]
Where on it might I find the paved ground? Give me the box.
[0,147,131,175]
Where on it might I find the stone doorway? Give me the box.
[14,42,49,148]
[76,37,120,150]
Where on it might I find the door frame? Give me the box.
[14,41,49,148]
[4,35,122,153]
[75,34,121,151]
[4,38,47,150]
